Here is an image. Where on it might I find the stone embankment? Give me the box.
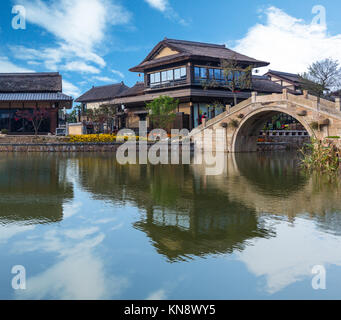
[0,135,193,152]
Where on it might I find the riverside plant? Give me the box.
[300,138,340,174]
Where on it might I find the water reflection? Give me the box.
[0,154,73,225]
[1,152,341,299]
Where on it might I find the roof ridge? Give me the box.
[90,82,126,89]
[268,70,299,76]
[0,72,60,76]
[165,38,225,48]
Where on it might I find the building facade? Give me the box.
[265,70,302,93]
[76,38,287,132]
[0,73,72,134]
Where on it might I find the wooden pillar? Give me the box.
[8,102,12,132]
[187,62,192,84]
[49,109,58,134]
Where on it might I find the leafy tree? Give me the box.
[15,109,49,136]
[146,95,179,130]
[85,104,117,133]
[66,105,81,123]
[299,58,341,98]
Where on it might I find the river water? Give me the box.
[0,152,340,300]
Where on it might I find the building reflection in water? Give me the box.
[1,152,340,262]
[0,154,73,224]
[76,152,341,261]
[76,154,273,262]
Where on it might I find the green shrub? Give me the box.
[1,129,8,135]
[300,138,340,174]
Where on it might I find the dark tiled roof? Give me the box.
[0,72,62,93]
[265,70,301,84]
[0,92,73,101]
[76,82,129,102]
[130,38,269,72]
[118,82,145,97]
[252,75,284,93]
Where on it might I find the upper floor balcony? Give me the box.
[145,64,251,91]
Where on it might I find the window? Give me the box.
[200,68,207,79]
[180,67,186,79]
[154,72,160,83]
[209,69,215,79]
[150,72,161,84]
[161,71,168,83]
[167,70,174,81]
[194,67,200,80]
[149,67,187,87]
[174,68,181,80]
[214,69,221,80]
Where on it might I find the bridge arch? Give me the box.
[231,106,315,152]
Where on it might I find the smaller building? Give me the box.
[265,70,302,93]
[75,82,129,132]
[76,82,129,113]
[0,72,73,134]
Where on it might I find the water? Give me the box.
[0,152,341,300]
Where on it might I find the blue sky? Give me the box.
[1,0,341,99]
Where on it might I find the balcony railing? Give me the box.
[147,79,188,90]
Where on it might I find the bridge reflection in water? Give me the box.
[74,152,341,261]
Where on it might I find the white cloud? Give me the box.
[146,289,167,300]
[0,56,34,73]
[13,227,128,300]
[62,80,81,98]
[63,61,101,74]
[13,0,131,72]
[63,227,99,240]
[144,0,187,25]
[144,0,169,12]
[233,6,341,74]
[0,224,35,244]
[111,69,125,78]
[63,202,83,219]
[92,76,118,83]
[16,253,128,300]
[236,217,341,294]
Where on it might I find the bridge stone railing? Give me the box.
[190,89,341,139]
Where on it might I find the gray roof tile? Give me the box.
[76,82,129,102]
[0,92,73,101]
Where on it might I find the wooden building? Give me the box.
[265,70,302,93]
[75,82,129,113]
[0,72,73,134]
[76,38,287,131]
[114,38,288,130]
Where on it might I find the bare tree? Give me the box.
[221,57,252,106]
[299,58,341,98]
[15,109,49,136]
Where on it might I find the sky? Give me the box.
[0,0,341,100]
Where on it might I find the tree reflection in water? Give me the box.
[0,154,73,225]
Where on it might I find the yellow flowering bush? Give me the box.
[68,134,147,143]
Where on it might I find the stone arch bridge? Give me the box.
[190,90,341,152]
